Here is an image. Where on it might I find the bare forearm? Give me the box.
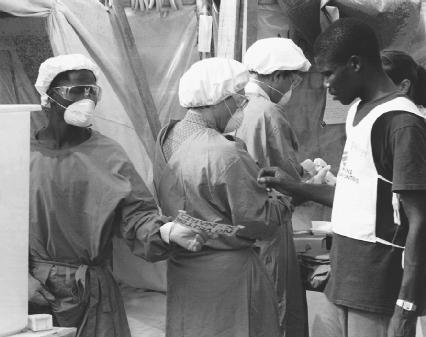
[398,192,426,304]
[283,181,335,207]
[398,222,426,302]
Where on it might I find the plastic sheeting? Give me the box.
[257,4,290,39]
[0,36,49,132]
[0,0,159,190]
[0,46,39,104]
[277,0,426,65]
[0,0,166,291]
[126,6,199,124]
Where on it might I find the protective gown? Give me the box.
[235,81,308,337]
[153,115,284,337]
[30,130,169,337]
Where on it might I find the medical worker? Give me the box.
[153,57,284,337]
[28,54,204,337]
[236,37,311,337]
[237,37,310,177]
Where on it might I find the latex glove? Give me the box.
[324,171,336,186]
[28,273,55,306]
[314,157,328,171]
[388,306,417,337]
[160,222,208,252]
[300,159,316,178]
[313,158,336,186]
[307,165,330,184]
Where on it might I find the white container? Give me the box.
[0,105,34,336]
[27,314,53,332]
[311,220,333,234]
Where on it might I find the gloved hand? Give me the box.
[307,165,330,184]
[28,273,54,306]
[160,222,208,252]
[300,159,316,178]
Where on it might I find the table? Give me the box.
[10,327,76,337]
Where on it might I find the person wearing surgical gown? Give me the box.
[236,38,312,337]
[153,57,285,337]
[29,54,201,337]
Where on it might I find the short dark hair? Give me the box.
[382,50,426,106]
[313,18,381,67]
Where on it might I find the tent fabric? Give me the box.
[0,44,39,104]
[126,6,198,123]
[0,0,159,191]
[0,0,166,291]
[112,6,200,291]
[277,0,425,64]
[257,4,290,39]
[0,0,51,17]
[0,37,49,137]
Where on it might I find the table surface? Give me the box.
[10,327,76,337]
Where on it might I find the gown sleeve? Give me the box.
[266,107,303,180]
[212,149,289,243]
[118,159,171,262]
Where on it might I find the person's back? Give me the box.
[153,57,282,337]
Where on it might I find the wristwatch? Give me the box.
[396,299,417,312]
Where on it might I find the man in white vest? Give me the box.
[258,18,426,337]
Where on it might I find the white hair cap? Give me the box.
[179,57,249,108]
[35,54,100,106]
[243,38,311,74]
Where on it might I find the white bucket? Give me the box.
[0,105,33,336]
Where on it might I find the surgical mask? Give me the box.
[64,99,96,127]
[224,107,244,134]
[278,89,293,106]
[251,73,302,104]
[48,96,96,127]
[251,78,285,97]
[223,95,248,133]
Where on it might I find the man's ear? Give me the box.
[348,55,362,72]
[272,70,285,82]
[398,79,411,95]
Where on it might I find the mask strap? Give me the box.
[250,78,286,96]
[46,95,68,110]
[224,100,233,118]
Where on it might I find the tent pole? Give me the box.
[241,0,257,58]
[111,0,161,137]
[217,0,240,60]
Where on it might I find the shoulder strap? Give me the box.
[345,100,361,135]
[370,96,422,117]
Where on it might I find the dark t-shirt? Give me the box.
[325,93,426,315]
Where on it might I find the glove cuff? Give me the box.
[160,222,174,244]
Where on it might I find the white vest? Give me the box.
[331,96,423,246]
